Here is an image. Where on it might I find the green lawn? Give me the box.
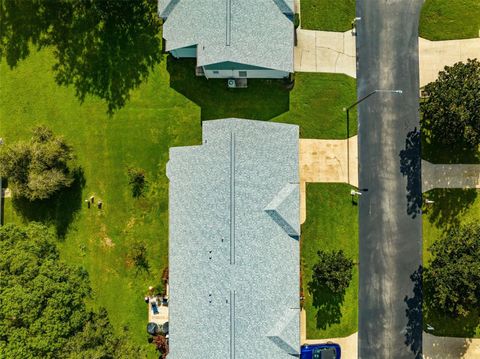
[420,0,480,40]
[0,48,357,353]
[167,58,357,138]
[300,0,355,32]
[301,183,358,339]
[423,189,480,337]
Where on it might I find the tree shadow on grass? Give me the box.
[0,0,163,114]
[307,279,345,330]
[400,128,423,218]
[167,57,290,121]
[404,266,423,359]
[423,269,480,339]
[12,168,85,238]
[423,189,477,232]
[422,133,480,165]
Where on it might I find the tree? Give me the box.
[0,223,145,358]
[424,222,480,318]
[0,0,162,114]
[311,249,354,294]
[65,309,146,359]
[0,126,74,200]
[420,59,480,148]
[0,223,91,358]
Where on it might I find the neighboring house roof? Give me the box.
[159,0,294,73]
[167,119,300,358]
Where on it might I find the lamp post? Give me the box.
[343,89,403,185]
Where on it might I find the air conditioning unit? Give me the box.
[227,79,236,88]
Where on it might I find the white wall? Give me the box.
[204,68,289,79]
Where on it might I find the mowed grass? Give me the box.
[0,49,357,353]
[420,0,480,40]
[301,184,358,339]
[0,49,201,357]
[300,0,355,32]
[422,189,480,337]
[167,58,357,139]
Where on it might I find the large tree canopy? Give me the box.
[0,126,74,200]
[424,222,480,318]
[0,0,162,113]
[0,223,145,358]
[420,59,480,148]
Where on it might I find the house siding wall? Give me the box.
[170,46,197,58]
[204,68,289,79]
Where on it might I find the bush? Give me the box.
[127,167,147,198]
[128,239,149,272]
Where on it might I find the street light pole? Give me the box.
[343,89,403,185]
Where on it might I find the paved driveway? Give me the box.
[299,137,358,223]
[294,29,356,77]
[419,37,480,87]
[295,29,480,88]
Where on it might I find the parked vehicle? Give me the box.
[301,343,341,359]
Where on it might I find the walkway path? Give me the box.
[295,29,480,87]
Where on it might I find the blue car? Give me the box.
[301,343,341,359]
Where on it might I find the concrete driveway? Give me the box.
[295,29,480,88]
[419,37,480,87]
[422,161,480,192]
[294,29,356,77]
[299,137,358,223]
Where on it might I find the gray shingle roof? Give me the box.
[167,119,300,359]
[160,0,294,72]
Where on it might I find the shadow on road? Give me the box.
[12,168,85,238]
[404,266,423,359]
[167,57,291,121]
[400,128,422,218]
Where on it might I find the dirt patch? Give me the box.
[100,224,115,248]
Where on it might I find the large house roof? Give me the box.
[167,119,300,358]
[159,0,294,72]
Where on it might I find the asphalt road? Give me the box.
[356,1,424,358]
